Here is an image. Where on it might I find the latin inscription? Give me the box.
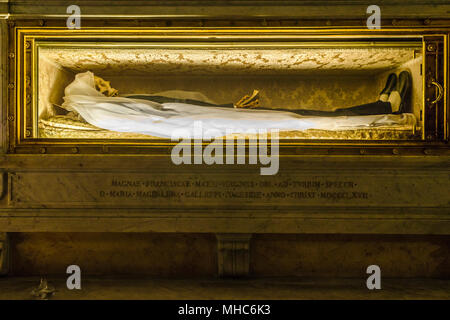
[10,172,449,208]
[100,178,369,202]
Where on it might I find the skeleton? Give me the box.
[93,74,260,108]
[94,75,119,97]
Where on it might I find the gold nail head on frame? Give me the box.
[427,44,436,52]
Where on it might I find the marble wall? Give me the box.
[251,234,450,278]
[9,233,450,278]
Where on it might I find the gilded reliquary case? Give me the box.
[9,27,449,154]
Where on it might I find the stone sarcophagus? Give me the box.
[0,1,449,276]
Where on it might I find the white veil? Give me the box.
[61,71,417,138]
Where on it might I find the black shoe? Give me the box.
[394,70,412,114]
[379,73,397,101]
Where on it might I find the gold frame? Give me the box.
[10,27,450,155]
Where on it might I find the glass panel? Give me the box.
[36,41,424,140]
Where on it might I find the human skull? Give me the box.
[94,75,119,97]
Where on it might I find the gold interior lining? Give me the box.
[37,46,423,122]
[38,116,419,140]
[39,46,419,76]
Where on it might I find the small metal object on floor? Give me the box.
[30,277,56,300]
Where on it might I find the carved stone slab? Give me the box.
[216,234,252,277]
[8,171,450,209]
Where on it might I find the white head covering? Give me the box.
[64,71,104,100]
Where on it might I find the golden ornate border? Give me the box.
[9,27,450,155]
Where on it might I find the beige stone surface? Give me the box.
[1,155,449,235]
[0,276,449,300]
[9,170,450,209]
[251,234,450,278]
[8,233,450,279]
[11,233,217,277]
[38,115,419,140]
[1,2,449,294]
[3,0,450,20]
